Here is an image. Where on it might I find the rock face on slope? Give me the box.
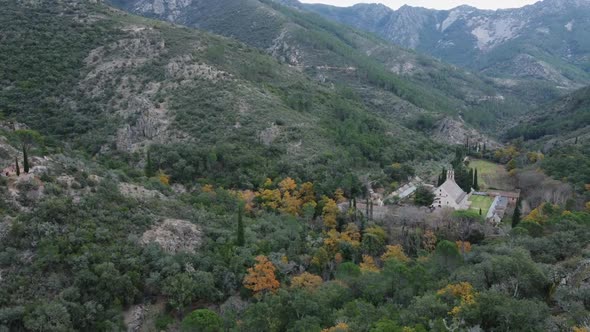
[140,218,202,254]
[295,0,590,87]
[433,117,501,149]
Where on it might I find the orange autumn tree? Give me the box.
[455,241,472,256]
[243,256,280,296]
[322,323,349,332]
[278,177,297,192]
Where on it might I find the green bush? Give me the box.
[181,309,223,332]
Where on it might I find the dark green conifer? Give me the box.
[22,144,29,173]
[237,202,245,247]
[512,198,522,228]
[145,150,155,177]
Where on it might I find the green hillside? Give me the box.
[506,86,590,141]
[109,0,542,130]
[0,0,448,191]
[1,1,589,332]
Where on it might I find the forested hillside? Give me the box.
[506,86,590,193]
[108,0,550,130]
[0,1,589,332]
[0,0,448,191]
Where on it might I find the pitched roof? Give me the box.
[439,179,467,204]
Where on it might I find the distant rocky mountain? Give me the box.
[289,0,590,88]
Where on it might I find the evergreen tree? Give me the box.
[473,169,479,190]
[479,208,482,215]
[22,144,29,173]
[512,198,522,228]
[438,167,447,186]
[469,168,474,189]
[454,166,472,192]
[15,157,20,176]
[145,150,155,177]
[237,202,245,246]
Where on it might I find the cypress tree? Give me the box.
[365,197,369,218]
[473,169,479,190]
[469,168,474,188]
[22,144,29,173]
[15,157,20,176]
[479,208,482,215]
[237,202,245,246]
[145,150,155,177]
[512,198,522,228]
[438,167,447,186]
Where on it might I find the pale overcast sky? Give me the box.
[299,0,541,10]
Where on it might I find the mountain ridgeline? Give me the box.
[107,0,555,130]
[287,0,590,89]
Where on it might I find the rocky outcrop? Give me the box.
[140,218,202,254]
[433,117,501,149]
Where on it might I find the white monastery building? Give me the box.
[432,169,471,210]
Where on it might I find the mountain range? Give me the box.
[110,1,576,133]
[286,0,590,88]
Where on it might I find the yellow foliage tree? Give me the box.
[342,223,361,245]
[573,327,590,332]
[423,230,437,253]
[263,177,273,188]
[157,170,170,186]
[202,184,214,193]
[585,201,590,212]
[526,152,544,163]
[291,272,323,290]
[322,323,349,332]
[381,244,409,263]
[298,182,316,204]
[321,196,339,229]
[259,189,282,210]
[334,188,346,203]
[437,282,477,317]
[280,191,303,216]
[360,255,379,272]
[239,190,256,213]
[279,177,297,193]
[243,256,280,296]
[523,203,548,224]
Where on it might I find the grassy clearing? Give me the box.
[469,195,494,217]
[469,159,515,190]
